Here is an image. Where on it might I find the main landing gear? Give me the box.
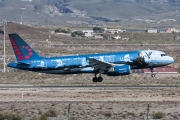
[150,68,156,78]
[92,73,103,82]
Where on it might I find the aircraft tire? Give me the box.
[97,77,103,82]
[151,74,155,78]
[92,77,98,82]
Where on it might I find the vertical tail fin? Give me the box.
[9,33,40,61]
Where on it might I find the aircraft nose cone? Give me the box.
[169,57,174,63]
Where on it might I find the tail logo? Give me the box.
[10,37,34,60]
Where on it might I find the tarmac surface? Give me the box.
[0,84,180,88]
[0,84,180,102]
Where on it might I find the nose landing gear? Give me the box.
[151,74,156,78]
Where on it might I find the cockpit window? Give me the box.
[161,54,166,57]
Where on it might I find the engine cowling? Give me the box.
[107,65,131,76]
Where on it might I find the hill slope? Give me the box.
[0,0,180,27]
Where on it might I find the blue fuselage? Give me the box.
[8,50,174,74]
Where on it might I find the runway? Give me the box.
[51,44,180,46]
[0,84,180,88]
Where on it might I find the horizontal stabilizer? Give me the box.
[17,62,31,66]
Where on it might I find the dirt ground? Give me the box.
[0,22,180,120]
[0,86,180,120]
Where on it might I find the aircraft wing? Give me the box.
[89,58,114,71]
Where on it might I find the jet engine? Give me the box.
[107,65,131,76]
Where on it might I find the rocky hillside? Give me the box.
[0,0,180,27]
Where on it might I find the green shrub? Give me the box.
[30,116,39,120]
[70,116,77,120]
[152,112,165,119]
[0,112,22,120]
[39,113,48,120]
[71,31,84,37]
[55,28,70,33]
[122,114,126,118]
[127,112,135,117]
[46,109,58,117]
[93,27,104,33]
[103,111,112,117]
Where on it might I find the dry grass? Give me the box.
[0,72,179,86]
[0,88,180,120]
[0,22,179,85]
[0,22,180,120]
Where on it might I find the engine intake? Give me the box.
[107,65,131,76]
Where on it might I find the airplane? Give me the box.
[7,33,174,82]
